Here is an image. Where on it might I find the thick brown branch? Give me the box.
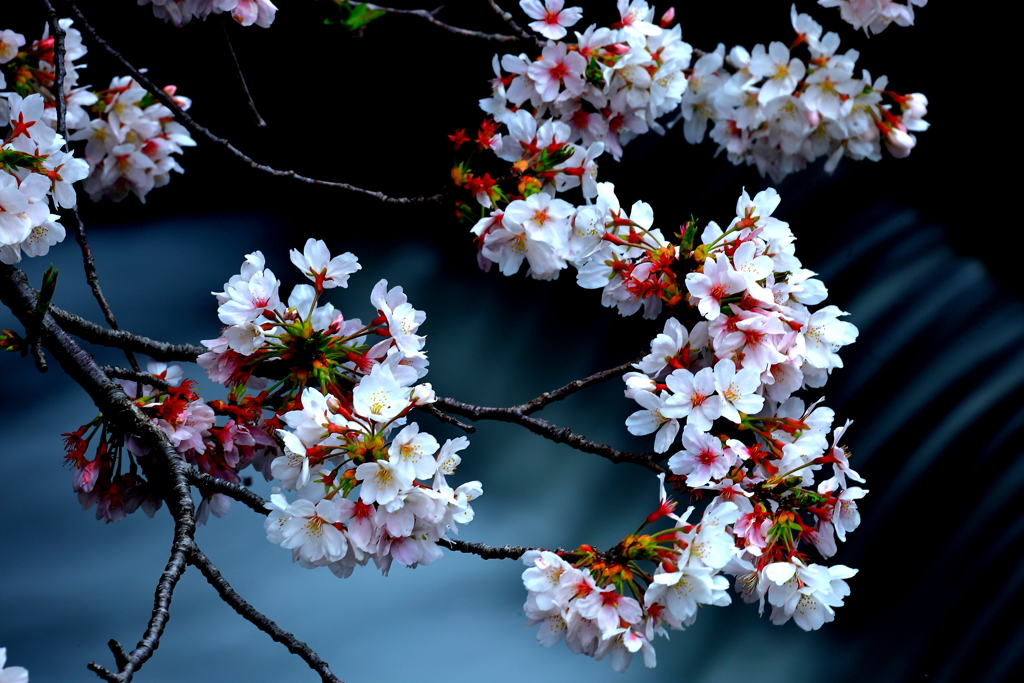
[439,538,529,560]
[187,547,343,683]
[362,3,522,42]
[0,263,196,683]
[66,1,445,205]
[433,396,667,473]
[49,305,207,360]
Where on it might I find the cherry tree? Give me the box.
[5,2,1013,682]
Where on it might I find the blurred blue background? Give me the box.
[1,2,1018,682]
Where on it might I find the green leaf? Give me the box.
[329,2,388,31]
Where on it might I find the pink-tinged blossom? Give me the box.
[717,314,787,373]
[615,0,662,38]
[40,150,89,209]
[140,0,277,27]
[662,367,722,432]
[504,192,574,249]
[217,268,280,325]
[668,426,733,487]
[521,0,583,41]
[289,238,360,290]
[480,211,567,279]
[575,585,643,636]
[685,256,747,320]
[636,317,705,377]
[527,42,587,103]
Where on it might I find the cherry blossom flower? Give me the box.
[520,0,583,41]
[290,238,360,290]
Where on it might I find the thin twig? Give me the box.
[187,547,343,683]
[362,3,523,42]
[42,2,140,372]
[514,358,638,415]
[220,19,266,127]
[66,1,446,205]
[433,396,667,473]
[422,404,476,433]
[68,209,141,371]
[485,0,541,44]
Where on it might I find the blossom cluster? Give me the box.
[818,0,927,34]
[138,0,278,28]
[684,6,929,181]
[524,457,862,671]
[1,19,195,212]
[70,76,196,203]
[453,0,927,230]
[63,361,277,524]
[0,92,85,265]
[515,187,866,671]
[0,649,28,683]
[198,239,482,576]
[623,186,858,451]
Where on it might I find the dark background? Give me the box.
[0,2,1018,682]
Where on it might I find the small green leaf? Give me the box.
[330,1,388,31]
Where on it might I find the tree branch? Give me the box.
[439,538,529,560]
[48,304,207,360]
[0,262,196,683]
[99,365,173,391]
[484,0,542,45]
[42,1,141,372]
[362,3,523,42]
[187,547,343,683]
[421,403,476,433]
[65,1,446,205]
[514,358,638,415]
[433,396,667,473]
[185,468,268,514]
[220,18,266,128]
